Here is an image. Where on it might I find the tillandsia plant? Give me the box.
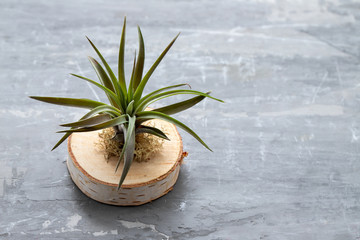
[30,18,223,189]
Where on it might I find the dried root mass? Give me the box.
[97,122,165,163]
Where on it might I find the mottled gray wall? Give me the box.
[1,0,360,239]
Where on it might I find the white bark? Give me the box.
[67,119,184,206]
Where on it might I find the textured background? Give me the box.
[1,0,360,239]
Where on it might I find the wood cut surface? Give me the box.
[69,119,183,187]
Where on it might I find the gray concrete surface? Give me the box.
[1,0,360,239]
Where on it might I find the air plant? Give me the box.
[30,18,223,189]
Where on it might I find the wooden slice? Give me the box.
[66,119,184,206]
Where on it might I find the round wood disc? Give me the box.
[67,119,184,206]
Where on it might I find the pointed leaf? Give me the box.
[30,96,105,109]
[115,116,135,172]
[134,33,180,101]
[126,100,134,115]
[58,115,128,133]
[60,114,111,128]
[51,105,121,150]
[71,73,121,108]
[127,51,137,101]
[136,125,169,140]
[51,133,71,151]
[137,89,223,112]
[137,111,212,151]
[133,26,145,91]
[116,115,136,189]
[88,56,125,111]
[86,36,122,98]
[118,17,127,95]
[81,104,122,117]
[88,56,114,92]
[115,124,126,172]
[152,92,209,115]
[134,83,190,112]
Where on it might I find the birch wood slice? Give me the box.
[66,119,184,206]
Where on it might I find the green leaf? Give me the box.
[136,89,223,112]
[126,100,134,115]
[127,51,137,101]
[116,115,136,189]
[87,57,114,92]
[58,115,128,133]
[152,92,209,115]
[136,125,169,140]
[81,104,122,117]
[51,105,121,150]
[71,73,121,109]
[86,36,123,100]
[118,17,127,96]
[137,111,212,151]
[87,56,125,112]
[51,132,71,151]
[144,83,191,99]
[60,114,111,128]
[134,33,180,102]
[134,83,190,112]
[132,26,145,91]
[29,96,105,109]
